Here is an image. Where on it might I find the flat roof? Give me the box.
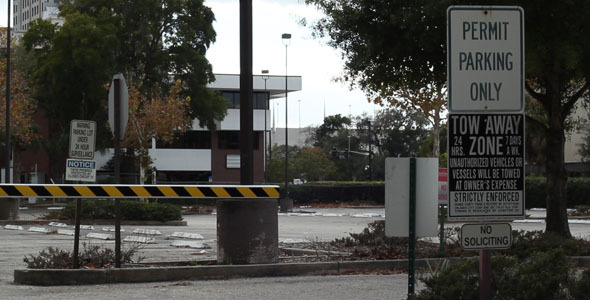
[207,73,302,99]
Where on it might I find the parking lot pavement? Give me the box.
[4,206,590,299]
[1,206,424,300]
[0,207,386,280]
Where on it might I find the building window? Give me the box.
[156,131,211,149]
[255,92,269,109]
[222,91,240,109]
[217,131,259,150]
[221,91,268,109]
[226,154,240,169]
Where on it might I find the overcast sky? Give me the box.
[205,0,381,128]
[0,0,380,128]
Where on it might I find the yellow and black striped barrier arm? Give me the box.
[0,184,280,199]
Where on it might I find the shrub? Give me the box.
[570,270,590,299]
[332,221,466,259]
[48,200,182,222]
[24,243,143,269]
[508,230,590,258]
[413,249,573,300]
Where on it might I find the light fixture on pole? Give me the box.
[281,33,291,211]
[261,70,269,183]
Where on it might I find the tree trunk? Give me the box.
[139,155,145,185]
[432,106,441,160]
[544,96,571,237]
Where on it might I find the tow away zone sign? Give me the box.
[447,113,525,221]
[461,223,512,250]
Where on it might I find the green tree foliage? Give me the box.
[302,108,429,181]
[268,144,338,183]
[308,114,352,150]
[367,109,429,158]
[420,126,448,167]
[58,0,227,128]
[291,147,338,181]
[23,0,226,179]
[24,14,117,149]
[306,0,590,237]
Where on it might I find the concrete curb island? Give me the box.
[14,257,590,286]
[14,258,454,286]
[14,256,590,286]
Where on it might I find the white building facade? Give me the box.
[13,0,63,36]
[94,74,302,184]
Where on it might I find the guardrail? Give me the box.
[0,184,280,199]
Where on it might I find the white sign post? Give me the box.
[447,6,524,113]
[69,120,96,160]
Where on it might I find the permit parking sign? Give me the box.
[447,6,524,112]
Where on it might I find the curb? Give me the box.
[15,256,590,286]
[0,220,187,226]
[14,258,454,286]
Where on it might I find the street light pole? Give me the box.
[298,99,301,146]
[272,102,278,160]
[5,0,11,184]
[262,70,269,183]
[281,33,292,212]
[298,99,301,129]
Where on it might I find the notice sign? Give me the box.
[448,113,525,220]
[461,223,512,250]
[69,120,96,160]
[66,159,96,182]
[447,6,524,112]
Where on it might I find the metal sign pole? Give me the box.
[439,205,445,254]
[408,157,416,296]
[479,249,492,300]
[73,198,81,268]
[114,78,121,268]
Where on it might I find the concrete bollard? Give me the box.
[0,198,19,220]
[217,198,278,264]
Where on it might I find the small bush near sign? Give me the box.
[46,200,181,222]
[412,249,590,300]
